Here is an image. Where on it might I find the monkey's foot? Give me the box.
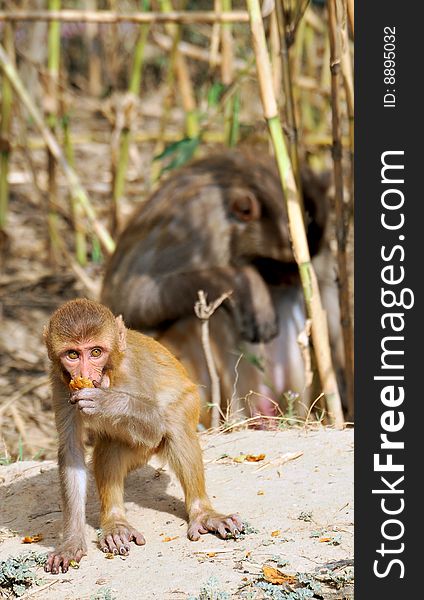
[188,512,244,541]
[44,543,86,574]
[99,522,145,555]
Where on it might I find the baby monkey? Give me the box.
[44,298,242,574]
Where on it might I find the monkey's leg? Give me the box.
[45,406,87,574]
[165,430,243,540]
[93,438,146,555]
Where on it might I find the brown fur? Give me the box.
[44,299,242,574]
[101,151,343,419]
[101,150,328,344]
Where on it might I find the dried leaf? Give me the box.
[245,454,266,462]
[233,453,266,463]
[162,536,178,542]
[257,490,265,496]
[319,537,332,543]
[271,530,281,537]
[262,565,297,585]
[207,552,216,558]
[69,560,79,569]
[233,454,247,463]
[105,553,115,559]
[21,534,43,544]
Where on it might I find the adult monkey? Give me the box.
[44,299,242,574]
[101,150,342,420]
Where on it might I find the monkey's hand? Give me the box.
[233,265,278,343]
[188,512,244,541]
[70,387,119,416]
[44,540,86,574]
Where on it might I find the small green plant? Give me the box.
[90,587,116,600]
[188,576,230,600]
[315,565,354,589]
[239,520,259,535]
[297,511,313,522]
[280,391,299,425]
[255,582,315,599]
[0,551,47,597]
[0,454,12,466]
[0,442,45,464]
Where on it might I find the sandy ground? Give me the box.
[0,429,353,599]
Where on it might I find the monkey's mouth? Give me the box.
[61,369,104,388]
[251,257,300,286]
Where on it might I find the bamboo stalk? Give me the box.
[160,0,199,139]
[62,111,87,266]
[175,52,199,138]
[46,0,61,265]
[152,30,246,69]
[227,90,240,147]
[328,0,354,420]
[85,0,102,96]
[221,0,236,146]
[107,0,119,90]
[14,129,345,153]
[20,129,225,150]
[209,0,222,68]
[269,8,282,100]
[0,22,14,230]
[221,0,233,85]
[246,0,344,427]
[275,0,301,188]
[111,0,150,234]
[0,43,115,254]
[150,16,181,184]
[0,10,250,24]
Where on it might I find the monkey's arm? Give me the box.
[45,380,88,574]
[71,386,165,447]
[112,264,278,343]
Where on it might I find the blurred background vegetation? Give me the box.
[0,0,353,460]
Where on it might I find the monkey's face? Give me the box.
[45,300,128,386]
[59,341,111,385]
[227,188,294,264]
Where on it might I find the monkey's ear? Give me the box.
[229,190,261,222]
[115,315,127,352]
[42,325,54,360]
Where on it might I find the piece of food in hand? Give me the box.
[69,376,94,391]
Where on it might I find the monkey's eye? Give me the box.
[90,348,102,358]
[67,350,79,360]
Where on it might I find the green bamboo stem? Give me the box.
[275,0,301,188]
[160,0,199,139]
[227,90,240,147]
[0,42,115,254]
[0,23,13,230]
[112,0,150,234]
[0,10,249,25]
[86,0,102,96]
[150,23,180,185]
[269,8,282,100]
[62,113,87,266]
[328,0,354,420]
[46,0,61,264]
[246,0,344,428]
[221,0,236,146]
